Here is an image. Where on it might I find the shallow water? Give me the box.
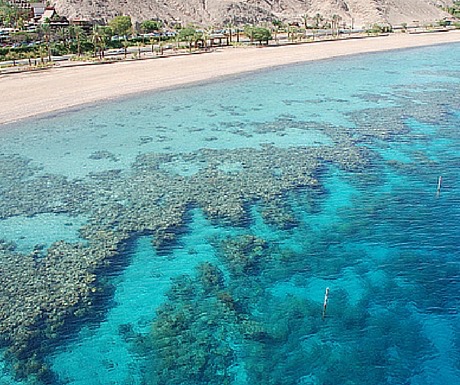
[0,43,459,385]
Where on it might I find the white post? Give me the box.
[436,176,442,197]
[322,287,330,319]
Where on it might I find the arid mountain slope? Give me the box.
[52,0,454,27]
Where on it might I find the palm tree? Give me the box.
[244,25,255,44]
[314,13,324,29]
[16,14,25,30]
[69,25,85,56]
[122,39,130,58]
[38,45,47,64]
[149,36,156,53]
[331,14,342,38]
[287,25,297,42]
[272,19,283,44]
[225,23,234,43]
[56,27,69,50]
[301,14,309,31]
[158,40,165,55]
[25,51,35,66]
[202,25,215,48]
[91,26,100,58]
[5,50,18,66]
[91,25,106,59]
[40,23,52,62]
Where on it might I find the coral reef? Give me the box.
[0,81,458,382]
[134,226,437,385]
[148,264,240,385]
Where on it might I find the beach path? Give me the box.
[1,31,459,125]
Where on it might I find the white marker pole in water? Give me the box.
[436,176,442,197]
[322,287,330,319]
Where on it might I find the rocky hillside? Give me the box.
[52,0,454,27]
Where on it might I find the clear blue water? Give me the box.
[0,43,459,385]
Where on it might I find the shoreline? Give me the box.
[1,31,460,125]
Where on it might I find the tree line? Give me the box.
[1,5,459,65]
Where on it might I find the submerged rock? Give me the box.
[1,83,457,382]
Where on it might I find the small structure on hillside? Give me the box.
[30,2,46,22]
[70,18,94,33]
[39,6,56,23]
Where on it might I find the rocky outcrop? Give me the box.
[52,0,454,27]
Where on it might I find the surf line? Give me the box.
[322,287,330,319]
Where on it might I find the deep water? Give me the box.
[0,43,459,385]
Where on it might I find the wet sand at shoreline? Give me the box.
[1,31,460,125]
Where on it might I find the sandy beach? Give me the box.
[1,30,460,125]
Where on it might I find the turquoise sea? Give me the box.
[0,42,459,385]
